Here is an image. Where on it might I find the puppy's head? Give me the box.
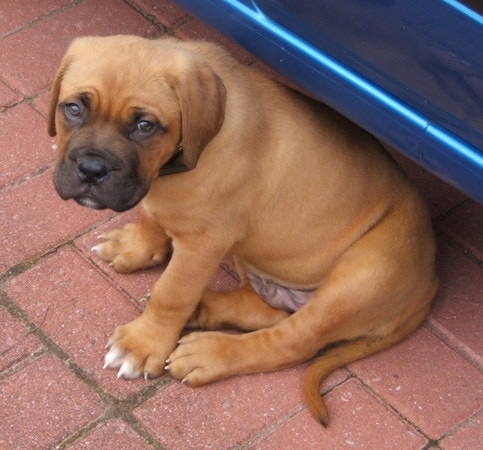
[49,35,226,212]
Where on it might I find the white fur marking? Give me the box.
[104,345,125,369]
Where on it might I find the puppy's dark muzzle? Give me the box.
[55,145,146,213]
[75,154,112,185]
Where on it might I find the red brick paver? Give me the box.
[0,80,22,108]
[0,306,43,373]
[0,355,105,449]
[0,1,481,449]
[350,327,482,440]
[0,103,55,189]
[254,379,428,450]
[69,419,153,449]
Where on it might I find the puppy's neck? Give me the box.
[158,146,187,176]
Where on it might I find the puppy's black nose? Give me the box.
[76,155,110,185]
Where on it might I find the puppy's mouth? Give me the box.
[65,181,147,212]
[75,195,107,210]
[63,183,146,212]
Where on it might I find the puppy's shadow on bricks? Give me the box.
[48,35,438,426]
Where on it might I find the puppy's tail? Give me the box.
[303,325,421,426]
[302,338,377,426]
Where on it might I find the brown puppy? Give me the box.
[49,35,437,425]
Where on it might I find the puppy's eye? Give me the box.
[130,118,162,141]
[62,102,86,127]
[129,113,164,141]
[136,120,155,133]
[65,103,82,118]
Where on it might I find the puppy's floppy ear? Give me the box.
[170,59,226,170]
[47,56,72,137]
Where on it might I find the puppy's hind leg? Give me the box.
[166,220,436,426]
[187,285,290,331]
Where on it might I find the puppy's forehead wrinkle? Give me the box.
[63,77,178,129]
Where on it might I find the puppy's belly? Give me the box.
[246,270,317,313]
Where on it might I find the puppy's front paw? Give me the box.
[103,316,177,380]
[165,331,243,386]
[92,222,169,273]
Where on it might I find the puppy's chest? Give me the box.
[143,186,194,220]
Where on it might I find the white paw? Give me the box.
[103,343,125,369]
[117,359,142,380]
[91,244,102,256]
[103,342,150,380]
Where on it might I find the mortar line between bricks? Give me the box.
[111,411,168,450]
[53,416,116,449]
[0,0,87,41]
[344,365,434,444]
[168,17,196,37]
[434,227,482,267]
[0,226,110,284]
[54,391,170,450]
[0,201,119,282]
[123,0,169,36]
[1,285,174,447]
[432,198,472,224]
[71,242,148,311]
[0,85,24,112]
[56,417,166,450]
[50,358,174,449]
[137,2,194,36]
[235,370,352,449]
[235,404,307,449]
[431,407,483,448]
[1,236,177,449]
[0,259,39,286]
[0,288,109,401]
[0,343,47,380]
[424,320,483,372]
[27,88,51,113]
[0,98,30,114]
[1,285,125,405]
[0,162,56,196]
[0,84,48,111]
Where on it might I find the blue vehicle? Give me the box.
[174,0,483,204]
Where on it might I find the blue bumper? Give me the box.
[174,0,483,204]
